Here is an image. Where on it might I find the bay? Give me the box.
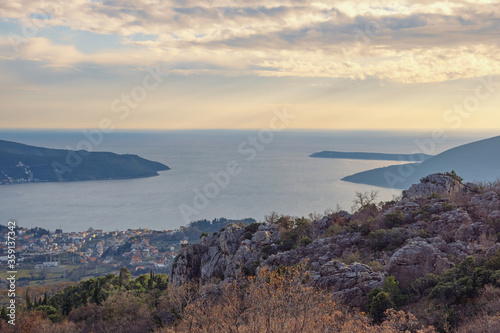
[0,130,491,231]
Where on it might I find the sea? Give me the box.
[0,130,495,232]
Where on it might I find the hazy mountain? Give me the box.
[310,151,432,161]
[342,135,500,189]
[0,139,170,184]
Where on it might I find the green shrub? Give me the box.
[429,277,476,304]
[420,229,429,238]
[37,305,59,322]
[413,204,431,221]
[486,249,500,270]
[368,229,407,251]
[428,192,441,199]
[441,202,456,212]
[366,275,405,322]
[369,291,391,323]
[384,211,405,228]
[445,170,463,182]
[245,222,262,233]
[261,244,277,258]
[279,232,299,251]
[342,252,362,265]
[299,236,313,247]
[324,224,342,237]
[412,274,439,296]
[345,221,360,233]
[368,261,384,272]
[242,261,261,277]
[426,256,498,305]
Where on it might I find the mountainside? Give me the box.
[0,139,170,184]
[342,135,500,189]
[310,151,432,161]
[170,173,500,330]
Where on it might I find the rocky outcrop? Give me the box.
[171,243,207,286]
[310,211,352,237]
[314,260,385,307]
[171,173,500,309]
[261,232,365,272]
[387,239,453,287]
[403,173,466,199]
[431,208,472,242]
[471,191,500,215]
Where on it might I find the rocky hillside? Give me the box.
[171,173,500,316]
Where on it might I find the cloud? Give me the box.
[1,0,500,82]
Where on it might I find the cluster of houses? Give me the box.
[0,226,184,273]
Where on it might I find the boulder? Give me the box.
[429,208,472,242]
[314,260,385,307]
[455,222,490,243]
[471,191,500,215]
[252,230,272,246]
[387,240,453,287]
[403,173,465,199]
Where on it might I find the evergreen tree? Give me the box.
[25,291,33,309]
[119,267,131,289]
[370,291,391,323]
[148,276,155,290]
[93,285,101,305]
[0,307,8,321]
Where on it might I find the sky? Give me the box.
[1,0,500,130]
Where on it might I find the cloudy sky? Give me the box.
[1,0,500,130]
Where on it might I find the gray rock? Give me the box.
[403,173,465,199]
[489,210,500,221]
[252,230,272,246]
[472,191,500,215]
[387,240,453,287]
[314,260,385,307]
[455,222,490,242]
[429,208,472,242]
[219,224,245,255]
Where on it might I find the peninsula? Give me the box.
[0,139,170,184]
[341,135,500,189]
[310,151,432,161]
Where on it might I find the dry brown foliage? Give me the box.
[157,265,435,333]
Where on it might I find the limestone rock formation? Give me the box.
[314,260,385,307]
[403,173,466,199]
[387,239,453,287]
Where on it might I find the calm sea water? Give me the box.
[0,130,493,232]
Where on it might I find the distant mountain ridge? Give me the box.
[342,135,500,189]
[310,151,432,161]
[0,139,170,184]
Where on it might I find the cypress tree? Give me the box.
[0,307,8,320]
[25,291,33,309]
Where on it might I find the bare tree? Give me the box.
[264,211,280,224]
[351,190,379,212]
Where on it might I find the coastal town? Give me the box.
[0,217,254,288]
[0,224,195,286]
